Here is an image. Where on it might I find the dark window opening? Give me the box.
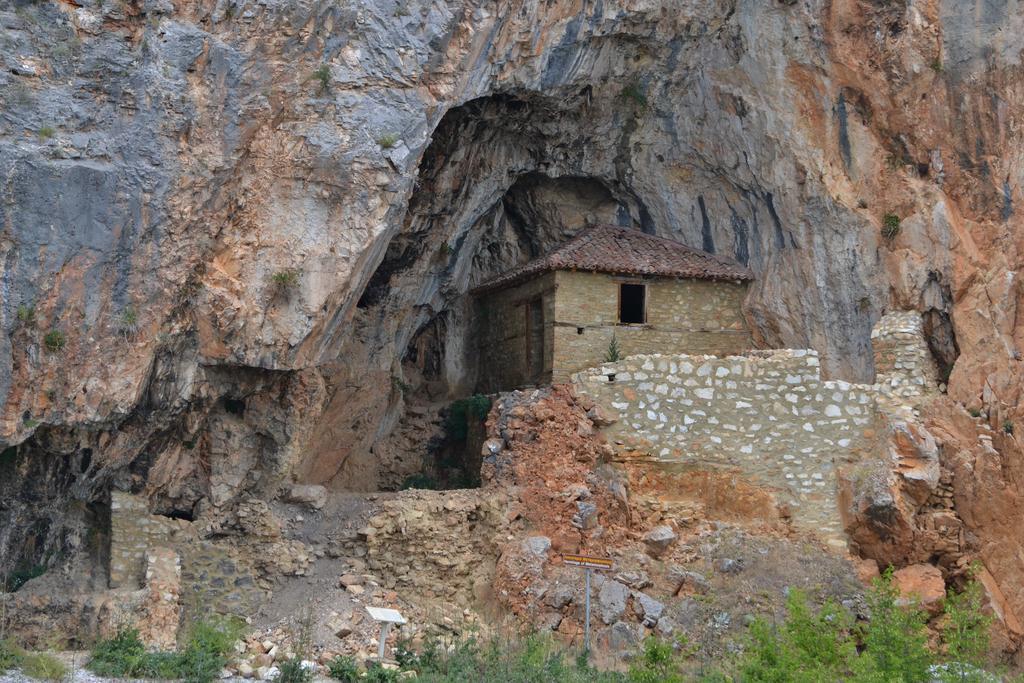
[619,284,646,324]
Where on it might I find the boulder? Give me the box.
[285,484,328,510]
[632,592,665,627]
[642,526,677,558]
[571,501,599,530]
[607,621,642,652]
[893,564,945,613]
[667,566,709,594]
[545,582,575,609]
[598,580,630,624]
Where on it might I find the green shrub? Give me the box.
[627,637,691,683]
[37,126,55,140]
[852,567,933,682]
[312,65,331,93]
[274,657,313,683]
[16,304,35,327]
[327,654,360,681]
[89,617,242,682]
[0,640,21,673]
[377,133,399,149]
[1003,420,1014,435]
[605,335,621,362]
[364,662,400,682]
[4,563,45,591]
[941,571,993,681]
[20,651,68,681]
[271,269,300,294]
[43,329,65,352]
[881,213,901,241]
[968,407,982,418]
[443,395,492,441]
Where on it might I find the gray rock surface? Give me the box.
[598,579,630,625]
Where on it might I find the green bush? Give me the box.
[274,657,313,683]
[37,126,55,140]
[0,640,21,673]
[364,661,400,682]
[17,651,66,681]
[271,269,300,290]
[16,304,35,327]
[1003,420,1014,435]
[377,133,399,149]
[443,395,492,441]
[89,617,243,682]
[327,654,360,681]
[118,305,139,336]
[620,83,647,108]
[4,563,45,591]
[43,329,66,352]
[941,571,993,682]
[312,65,331,93]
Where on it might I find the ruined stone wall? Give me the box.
[475,273,556,393]
[109,492,264,618]
[872,311,940,405]
[360,489,508,608]
[573,350,882,542]
[551,272,751,383]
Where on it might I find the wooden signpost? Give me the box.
[562,554,614,654]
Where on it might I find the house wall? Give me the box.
[550,271,751,383]
[475,272,556,393]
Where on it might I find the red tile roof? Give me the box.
[471,225,754,294]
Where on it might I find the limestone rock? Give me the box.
[642,526,677,558]
[607,621,642,652]
[285,485,328,510]
[598,580,630,624]
[632,592,665,627]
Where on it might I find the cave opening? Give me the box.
[332,91,641,492]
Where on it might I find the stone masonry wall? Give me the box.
[872,311,939,405]
[551,271,751,383]
[476,273,556,393]
[359,489,508,608]
[573,350,881,543]
[109,491,184,589]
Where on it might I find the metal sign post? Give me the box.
[366,607,407,663]
[562,553,613,654]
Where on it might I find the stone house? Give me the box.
[472,225,754,392]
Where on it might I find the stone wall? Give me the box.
[552,272,751,383]
[359,489,508,608]
[475,273,556,393]
[109,491,184,589]
[573,350,882,542]
[872,311,939,405]
[109,491,264,619]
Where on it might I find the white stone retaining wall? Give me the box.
[573,350,882,541]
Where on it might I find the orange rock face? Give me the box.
[893,564,946,614]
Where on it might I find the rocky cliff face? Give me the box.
[2,0,1024,651]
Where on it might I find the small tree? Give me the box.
[852,567,933,682]
[941,572,993,682]
[605,335,621,363]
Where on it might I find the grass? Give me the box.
[43,329,66,352]
[881,213,901,241]
[88,617,243,683]
[37,126,55,140]
[0,640,66,681]
[271,269,300,291]
[377,133,400,149]
[274,657,313,683]
[118,305,139,337]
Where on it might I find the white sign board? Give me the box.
[366,607,407,625]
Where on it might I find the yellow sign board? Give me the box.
[562,554,613,570]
